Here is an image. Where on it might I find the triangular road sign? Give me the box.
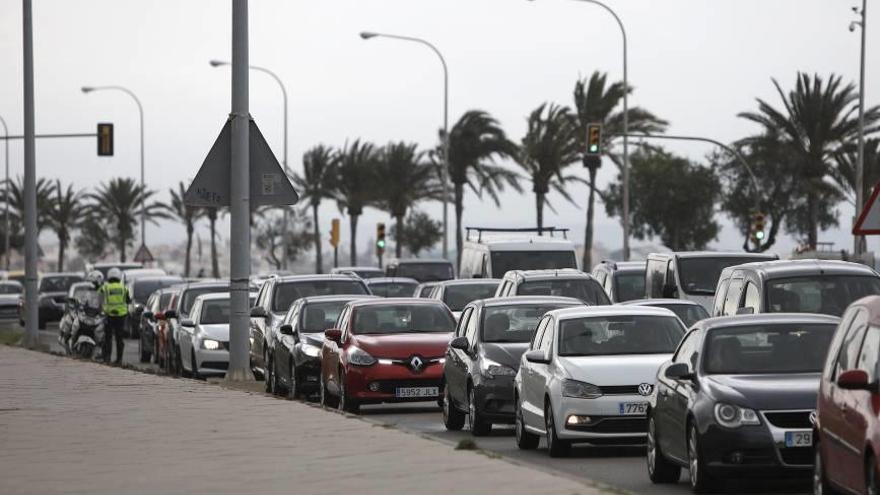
[854,182,880,235]
[133,244,155,263]
[184,118,299,208]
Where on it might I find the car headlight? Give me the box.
[347,346,376,366]
[714,403,760,428]
[301,343,321,358]
[562,379,603,399]
[201,339,221,350]
[480,358,516,378]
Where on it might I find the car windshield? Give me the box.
[557,315,685,356]
[615,272,646,302]
[678,257,772,295]
[39,276,83,293]
[654,304,710,327]
[200,299,231,325]
[703,323,837,374]
[482,303,577,343]
[490,251,577,276]
[395,263,454,282]
[0,283,22,294]
[352,304,455,335]
[300,301,348,333]
[368,282,419,298]
[133,278,183,303]
[443,283,499,311]
[517,279,610,305]
[272,281,367,312]
[416,285,436,298]
[182,287,228,315]
[766,275,880,317]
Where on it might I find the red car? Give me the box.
[320,298,456,414]
[814,295,880,495]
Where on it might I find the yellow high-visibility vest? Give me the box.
[99,281,128,317]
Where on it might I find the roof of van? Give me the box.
[727,259,878,278]
[463,236,575,250]
[504,268,591,280]
[648,251,778,260]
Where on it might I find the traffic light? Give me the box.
[586,123,602,156]
[376,223,386,256]
[329,218,340,247]
[97,123,114,156]
[751,213,766,244]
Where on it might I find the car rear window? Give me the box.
[655,304,710,327]
[767,275,880,316]
[367,282,419,298]
[394,263,454,282]
[182,287,228,315]
[517,279,610,306]
[615,272,646,302]
[39,276,83,293]
[443,283,499,311]
[490,251,577,276]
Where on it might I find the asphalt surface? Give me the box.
[31,321,810,495]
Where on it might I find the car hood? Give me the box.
[197,324,230,341]
[351,332,452,358]
[558,354,671,386]
[301,332,325,347]
[481,342,530,370]
[704,373,820,410]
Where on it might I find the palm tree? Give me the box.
[572,72,668,269]
[375,142,444,257]
[335,139,379,266]
[515,103,581,230]
[164,182,201,277]
[86,177,167,262]
[293,145,338,273]
[48,180,85,271]
[739,73,880,248]
[6,176,54,236]
[445,110,520,263]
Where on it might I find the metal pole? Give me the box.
[855,0,867,255]
[227,0,251,381]
[360,32,450,261]
[22,0,39,348]
[0,114,9,271]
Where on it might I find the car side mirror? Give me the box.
[665,362,694,381]
[450,336,469,350]
[279,324,294,336]
[837,369,872,391]
[164,309,177,319]
[662,284,678,298]
[324,328,342,344]
[142,311,154,320]
[524,349,550,364]
[250,306,268,318]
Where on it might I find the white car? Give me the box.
[514,305,686,457]
[178,292,253,378]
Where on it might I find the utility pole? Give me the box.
[226,0,251,381]
[853,0,868,255]
[0,114,9,271]
[22,0,39,348]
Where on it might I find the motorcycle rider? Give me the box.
[98,268,130,365]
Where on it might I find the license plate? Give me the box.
[395,386,438,398]
[618,402,648,415]
[784,431,812,447]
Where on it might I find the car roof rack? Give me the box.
[465,226,569,243]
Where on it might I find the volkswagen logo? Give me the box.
[409,356,424,372]
[638,383,654,397]
[809,411,818,426]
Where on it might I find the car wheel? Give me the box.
[191,350,201,380]
[688,423,717,493]
[867,454,879,495]
[179,345,191,378]
[515,397,539,450]
[812,440,837,495]
[647,415,681,483]
[287,362,300,401]
[264,351,273,394]
[271,358,287,396]
[545,402,570,458]
[337,371,359,414]
[442,385,465,431]
[468,385,492,437]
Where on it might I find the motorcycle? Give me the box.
[71,301,105,360]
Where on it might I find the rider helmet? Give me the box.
[107,268,123,282]
[86,270,104,288]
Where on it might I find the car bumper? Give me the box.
[294,354,322,390]
[698,422,813,476]
[474,376,516,423]
[555,393,649,443]
[194,348,230,377]
[346,361,444,404]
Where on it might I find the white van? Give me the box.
[458,227,579,279]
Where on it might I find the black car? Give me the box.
[127,275,184,338]
[647,313,839,492]
[442,296,584,436]
[363,277,420,298]
[269,294,377,398]
[20,272,84,329]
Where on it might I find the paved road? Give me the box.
[33,322,810,495]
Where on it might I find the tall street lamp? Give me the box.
[0,114,9,270]
[529,0,630,261]
[851,0,867,255]
[210,60,292,269]
[81,85,147,254]
[360,31,450,262]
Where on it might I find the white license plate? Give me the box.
[395,387,438,398]
[618,402,648,415]
[784,431,813,447]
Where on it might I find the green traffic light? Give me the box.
[589,145,599,153]
[755,231,765,240]
[377,239,386,248]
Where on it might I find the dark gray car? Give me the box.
[442,296,584,436]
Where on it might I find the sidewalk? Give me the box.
[0,346,602,495]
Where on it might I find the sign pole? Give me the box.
[22,0,39,349]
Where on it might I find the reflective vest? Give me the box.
[100,281,128,317]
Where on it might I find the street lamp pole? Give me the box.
[360,31,450,262]
[81,85,147,256]
[851,0,867,255]
[0,114,9,271]
[210,60,291,269]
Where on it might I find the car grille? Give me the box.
[0,306,18,319]
[764,411,813,429]
[779,447,812,466]
[599,385,640,395]
[372,379,441,393]
[566,416,647,434]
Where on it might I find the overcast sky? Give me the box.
[0,0,876,258]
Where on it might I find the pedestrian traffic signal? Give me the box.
[376,223,386,256]
[97,123,113,156]
[586,123,602,156]
[751,213,766,244]
[330,218,340,248]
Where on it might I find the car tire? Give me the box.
[337,371,359,414]
[180,345,192,378]
[515,397,539,450]
[271,358,287,396]
[287,362,300,401]
[264,351,273,394]
[647,415,681,483]
[866,454,879,495]
[191,350,201,380]
[812,440,837,495]
[468,385,492,437]
[545,402,570,458]
[442,385,465,431]
[688,422,718,493]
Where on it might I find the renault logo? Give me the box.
[638,383,654,397]
[409,356,424,372]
